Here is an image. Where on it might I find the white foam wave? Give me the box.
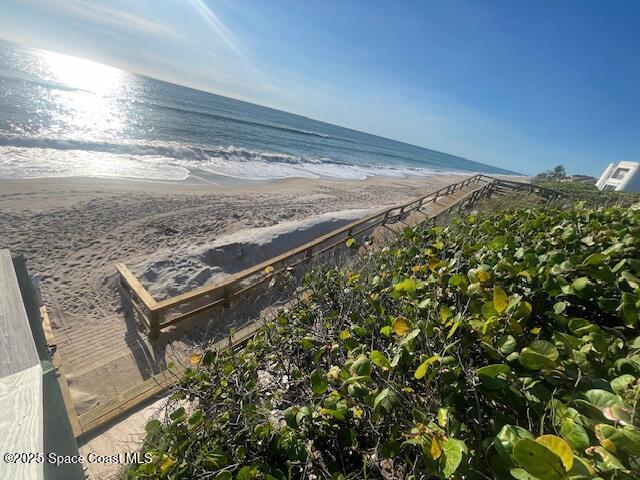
[0,134,460,181]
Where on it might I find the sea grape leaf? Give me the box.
[393,317,411,336]
[476,270,491,283]
[441,438,466,477]
[493,284,509,313]
[513,438,567,480]
[581,389,619,408]
[394,278,417,294]
[610,374,634,394]
[595,423,640,456]
[310,369,328,395]
[476,364,511,378]
[373,387,398,414]
[536,435,573,471]
[571,277,592,298]
[497,335,517,355]
[414,355,439,379]
[519,340,558,370]
[495,425,533,464]
[237,466,258,480]
[369,350,392,370]
[560,421,589,452]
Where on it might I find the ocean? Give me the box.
[0,40,514,181]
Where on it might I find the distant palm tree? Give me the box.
[550,165,566,180]
[535,165,567,182]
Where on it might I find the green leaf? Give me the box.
[214,472,232,480]
[414,355,439,379]
[351,356,372,376]
[237,466,258,480]
[345,237,357,248]
[394,278,417,294]
[519,340,558,370]
[621,271,640,289]
[595,424,640,456]
[495,425,534,463]
[448,274,468,289]
[560,421,589,452]
[591,446,625,471]
[476,364,511,378]
[188,409,203,427]
[493,285,509,313]
[581,389,619,408]
[583,253,606,266]
[373,387,398,413]
[571,277,592,297]
[610,374,635,394]
[310,369,328,395]
[513,438,567,480]
[497,335,517,354]
[440,305,453,323]
[441,438,466,477]
[369,350,391,370]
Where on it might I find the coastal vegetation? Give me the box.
[128,189,640,479]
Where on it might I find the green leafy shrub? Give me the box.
[129,202,640,480]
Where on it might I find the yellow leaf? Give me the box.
[428,258,441,272]
[600,438,616,452]
[351,406,364,419]
[477,270,491,283]
[530,327,541,334]
[401,387,414,393]
[393,317,410,336]
[536,434,574,471]
[160,456,176,474]
[518,270,531,279]
[430,437,442,459]
[412,265,423,273]
[493,285,508,313]
[264,265,274,273]
[414,355,440,379]
[189,353,202,365]
[328,366,341,380]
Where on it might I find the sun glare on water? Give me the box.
[36,50,132,141]
[39,50,125,94]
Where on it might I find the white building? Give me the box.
[596,161,640,193]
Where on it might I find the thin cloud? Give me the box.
[30,0,179,38]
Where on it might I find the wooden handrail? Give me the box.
[117,173,552,338]
[151,174,490,313]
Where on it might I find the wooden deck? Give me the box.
[47,178,510,436]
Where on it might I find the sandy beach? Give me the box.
[0,173,470,328]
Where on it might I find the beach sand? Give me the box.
[0,173,469,329]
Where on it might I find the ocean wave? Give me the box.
[0,134,456,181]
[139,100,331,139]
[0,134,341,165]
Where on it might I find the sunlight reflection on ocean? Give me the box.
[0,40,515,181]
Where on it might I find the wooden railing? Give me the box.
[117,174,565,339]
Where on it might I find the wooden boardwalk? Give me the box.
[49,179,495,435]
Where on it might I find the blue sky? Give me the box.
[1,0,638,175]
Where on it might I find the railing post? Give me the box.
[149,309,160,340]
[381,210,390,225]
[223,287,231,308]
